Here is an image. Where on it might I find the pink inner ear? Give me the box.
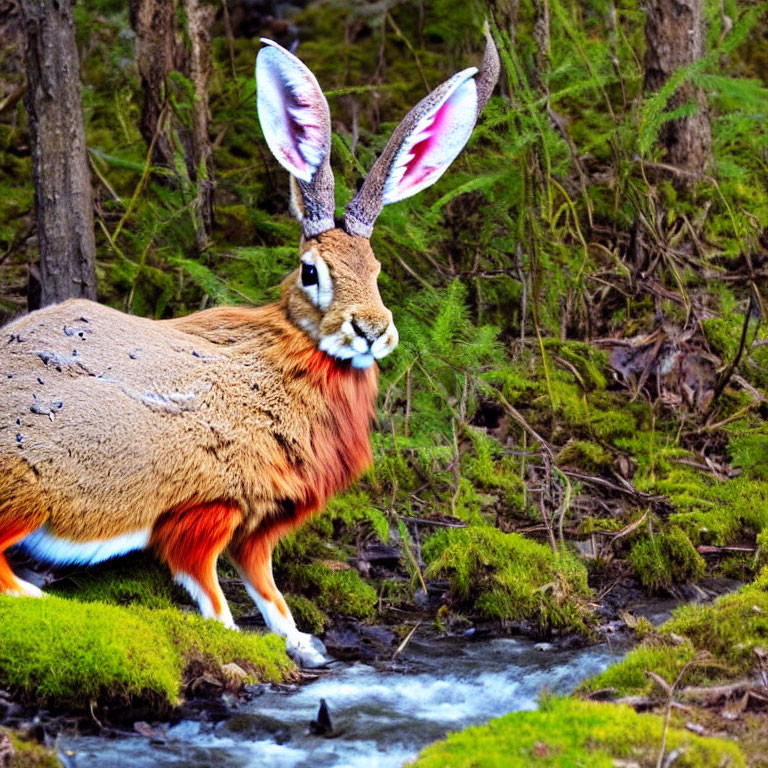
[256,42,330,183]
[384,76,478,203]
[280,97,322,177]
[399,99,455,190]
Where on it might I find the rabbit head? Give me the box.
[256,32,499,369]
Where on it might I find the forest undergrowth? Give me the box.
[1,0,768,756]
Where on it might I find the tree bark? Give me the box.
[20,0,97,307]
[128,0,216,249]
[644,0,712,174]
[532,0,550,103]
[128,0,178,169]
[185,0,216,249]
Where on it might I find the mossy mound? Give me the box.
[581,567,768,696]
[423,526,593,634]
[0,595,295,713]
[628,526,706,592]
[285,592,329,635]
[0,729,62,768]
[409,696,744,768]
[669,475,768,547]
[286,563,378,620]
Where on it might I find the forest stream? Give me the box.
[57,634,620,768]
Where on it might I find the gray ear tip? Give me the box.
[343,213,373,239]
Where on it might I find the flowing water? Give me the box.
[58,634,624,768]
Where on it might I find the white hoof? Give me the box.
[285,632,331,668]
[219,615,240,631]
[6,580,45,598]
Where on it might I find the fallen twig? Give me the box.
[397,515,467,529]
[679,679,765,704]
[392,622,421,660]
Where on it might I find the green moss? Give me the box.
[276,491,390,565]
[288,564,377,620]
[579,517,627,534]
[728,423,768,481]
[757,528,768,569]
[670,475,768,546]
[1,729,62,768]
[580,643,699,696]
[409,696,744,768]
[423,526,593,633]
[0,595,294,710]
[586,397,642,441]
[628,527,706,592]
[662,570,768,673]
[48,556,175,609]
[582,569,768,696]
[285,593,329,635]
[556,439,612,471]
[717,553,758,581]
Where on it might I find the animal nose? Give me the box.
[350,317,377,345]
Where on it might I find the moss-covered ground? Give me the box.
[0,593,295,714]
[424,526,592,633]
[409,696,745,767]
[0,0,766,638]
[571,569,768,767]
[582,567,768,697]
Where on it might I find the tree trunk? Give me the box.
[532,0,550,103]
[128,0,178,169]
[644,0,711,174]
[185,0,216,249]
[489,0,519,44]
[129,0,216,249]
[20,0,97,307]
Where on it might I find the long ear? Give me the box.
[256,39,335,237]
[344,27,500,239]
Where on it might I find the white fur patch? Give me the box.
[21,526,151,566]
[320,318,398,368]
[352,353,375,369]
[241,580,297,639]
[371,321,399,360]
[239,573,328,666]
[174,572,236,630]
[3,579,44,598]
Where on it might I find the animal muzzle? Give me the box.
[319,316,398,369]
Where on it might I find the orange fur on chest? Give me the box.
[266,345,378,524]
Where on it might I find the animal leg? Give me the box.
[0,524,44,598]
[230,530,329,667]
[151,500,242,630]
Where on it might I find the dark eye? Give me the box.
[301,263,318,287]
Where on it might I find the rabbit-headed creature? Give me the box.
[0,33,499,665]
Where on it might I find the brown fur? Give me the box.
[0,230,380,557]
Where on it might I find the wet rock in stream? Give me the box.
[217,713,291,745]
[309,699,333,736]
[322,623,396,662]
